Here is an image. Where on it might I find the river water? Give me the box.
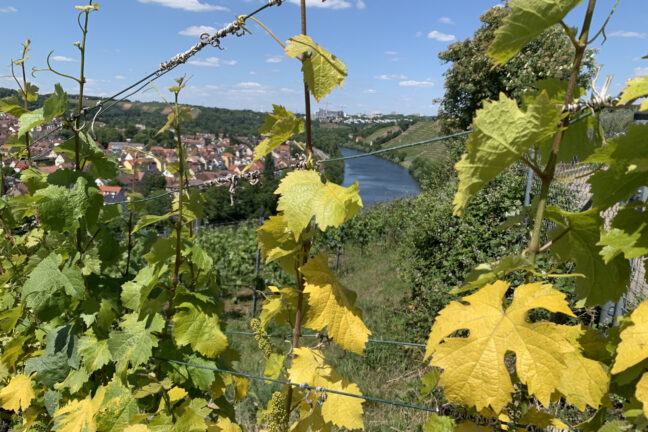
[340,148,421,206]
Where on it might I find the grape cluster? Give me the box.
[251,318,274,359]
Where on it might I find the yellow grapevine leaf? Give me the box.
[276,170,362,239]
[53,397,99,432]
[617,75,648,111]
[0,374,35,412]
[289,348,364,431]
[259,286,301,328]
[123,426,151,432]
[285,34,348,102]
[300,253,371,354]
[612,300,648,374]
[246,105,304,172]
[425,281,580,412]
[453,91,562,217]
[208,416,243,432]
[558,349,609,410]
[257,215,301,274]
[518,406,568,430]
[636,373,648,417]
[488,0,584,66]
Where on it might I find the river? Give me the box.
[340,148,421,206]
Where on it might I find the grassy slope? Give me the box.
[224,241,430,431]
[381,120,445,168]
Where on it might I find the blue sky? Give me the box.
[1,0,647,116]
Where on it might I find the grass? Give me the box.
[364,125,400,143]
[223,239,432,431]
[380,120,445,168]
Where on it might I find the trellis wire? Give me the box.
[160,357,521,431]
[223,330,426,348]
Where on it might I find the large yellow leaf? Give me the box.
[285,35,348,102]
[636,373,648,417]
[611,300,648,374]
[257,214,301,274]
[0,374,35,412]
[453,92,562,216]
[289,348,364,431]
[276,170,362,239]
[208,417,243,432]
[300,253,370,354]
[53,396,99,432]
[425,281,585,412]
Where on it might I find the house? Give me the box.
[99,185,128,204]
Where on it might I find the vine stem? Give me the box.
[285,1,311,417]
[527,0,597,265]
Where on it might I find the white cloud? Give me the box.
[399,80,434,88]
[609,30,646,39]
[286,0,352,9]
[438,16,454,24]
[427,30,455,42]
[138,0,228,12]
[188,57,221,67]
[356,0,366,9]
[384,51,398,56]
[114,75,126,80]
[222,60,237,66]
[635,66,648,76]
[0,6,17,12]
[280,88,298,93]
[51,55,76,62]
[236,82,262,88]
[375,74,407,80]
[363,89,376,94]
[179,25,217,36]
[266,56,283,63]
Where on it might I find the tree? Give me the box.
[437,6,596,131]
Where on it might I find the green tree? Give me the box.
[437,6,596,131]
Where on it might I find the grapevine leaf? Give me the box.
[611,300,648,374]
[259,286,301,328]
[453,254,533,294]
[246,105,304,172]
[264,353,285,379]
[56,369,90,395]
[257,215,301,274]
[598,207,648,263]
[18,108,45,138]
[276,170,362,238]
[78,331,112,373]
[22,254,81,318]
[121,264,168,311]
[285,35,348,101]
[132,212,175,234]
[172,291,228,358]
[96,380,139,432]
[208,416,242,432]
[289,348,364,431]
[124,426,151,432]
[453,92,562,216]
[617,75,648,111]
[487,0,584,66]
[420,369,440,400]
[300,253,371,354]
[18,84,68,137]
[586,123,648,209]
[174,398,211,432]
[423,414,455,432]
[0,374,35,412]
[546,207,630,306]
[0,96,28,117]
[108,313,165,372]
[557,344,610,410]
[636,373,648,417]
[25,325,80,387]
[53,397,99,432]
[518,407,568,429]
[425,281,580,412]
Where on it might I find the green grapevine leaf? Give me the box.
[108,313,165,372]
[487,0,584,66]
[54,132,119,179]
[173,398,210,432]
[78,331,112,373]
[452,254,533,294]
[0,96,28,117]
[132,213,175,234]
[22,254,82,318]
[121,264,168,311]
[587,123,648,209]
[246,105,304,172]
[420,369,440,400]
[598,207,648,263]
[546,207,630,306]
[18,84,67,137]
[264,353,285,379]
[424,414,455,432]
[276,170,362,238]
[300,253,371,354]
[96,380,139,432]
[518,407,569,429]
[285,34,348,101]
[172,291,228,358]
[617,75,648,111]
[25,325,80,388]
[453,91,563,216]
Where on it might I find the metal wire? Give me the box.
[223,330,426,348]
